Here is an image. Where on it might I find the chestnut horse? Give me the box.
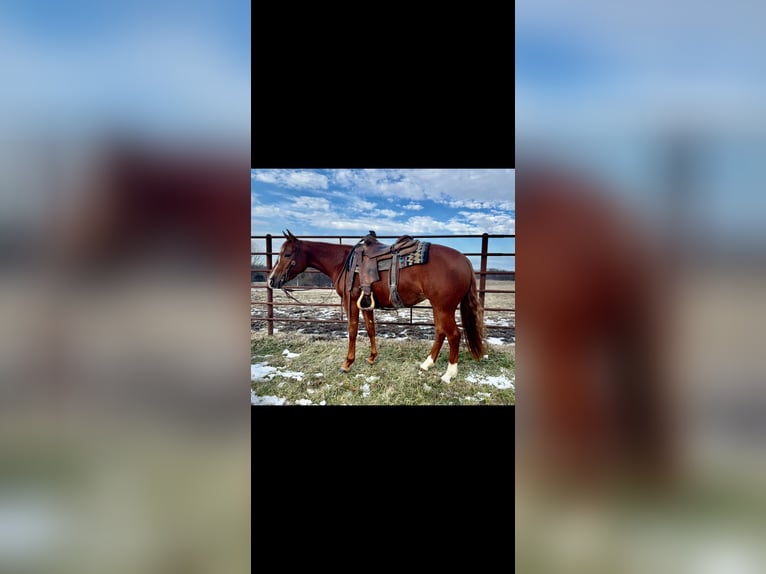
[519,164,669,482]
[267,230,485,383]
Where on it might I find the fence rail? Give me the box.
[251,233,514,335]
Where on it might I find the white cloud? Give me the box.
[461,211,516,234]
[332,169,358,188]
[449,199,515,211]
[252,169,328,190]
[402,212,515,235]
[405,216,475,234]
[284,171,328,189]
[254,169,514,206]
[402,202,423,211]
[349,198,376,212]
[293,195,331,211]
[253,172,278,184]
[252,205,514,237]
[252,169,515,237]
[251,205,274,217]
[326,169,515,204]
[375,209,401,218]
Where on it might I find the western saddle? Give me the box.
[347,231,419,310]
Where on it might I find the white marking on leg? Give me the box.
[440,362,458,384]
[420,356,434,371]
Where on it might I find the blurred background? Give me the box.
[0,2,250,573]
[517,1,766,572]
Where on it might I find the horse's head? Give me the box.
[267,230,307,289]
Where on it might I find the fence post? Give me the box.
[479,233,488,307]
[266,234,274,336]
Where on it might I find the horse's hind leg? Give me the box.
[440,312,461,384]
[420,315,446,371]
[421,308,460,383]
[362,309,378,364]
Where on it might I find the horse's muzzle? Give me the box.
[267,274,284,289]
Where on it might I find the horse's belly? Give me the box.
[372,271,425,308]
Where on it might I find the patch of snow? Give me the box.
[319,400,327,406]
[251,362,304,382]
[366,376,380,383]
[251,391,286,405]
[282,349,301,359]
[487,337,505,346]
[423,383,432,391]
[295,399,312,406]
[361,383,371,397]
[314,373,324,377]
[251,363,278,381]
[465,372,515,389]
[275,369,304,381]
[307,388,315,394]
[463,396,479,401]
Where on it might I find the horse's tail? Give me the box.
[460,260,486,361]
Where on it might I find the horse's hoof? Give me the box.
[367,357,376,365]
[339,367,349,374]
[440,363,458,384]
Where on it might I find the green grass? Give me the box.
[251,332,515,405]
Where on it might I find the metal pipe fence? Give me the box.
[251,233,514,335]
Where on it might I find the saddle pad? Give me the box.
[397,241,430,268]
[350,241,430,273]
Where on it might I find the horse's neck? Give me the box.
[304,241,350,282]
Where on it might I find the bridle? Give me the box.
[275,240,300,299]
[276,239,347,317]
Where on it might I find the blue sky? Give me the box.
[0,1,249,138]
[251,169,515,270]
[516,0,766,246]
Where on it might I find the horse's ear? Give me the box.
[282,230,288,238]
[286,229,296,240]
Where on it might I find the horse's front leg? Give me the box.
[341,297,360,372]
[362,309,378,364]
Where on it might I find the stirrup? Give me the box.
[357,291,375,310]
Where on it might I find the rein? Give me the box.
[280,284,345,320]
[280,287,305,305]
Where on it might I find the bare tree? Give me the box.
[251,240,266,282]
